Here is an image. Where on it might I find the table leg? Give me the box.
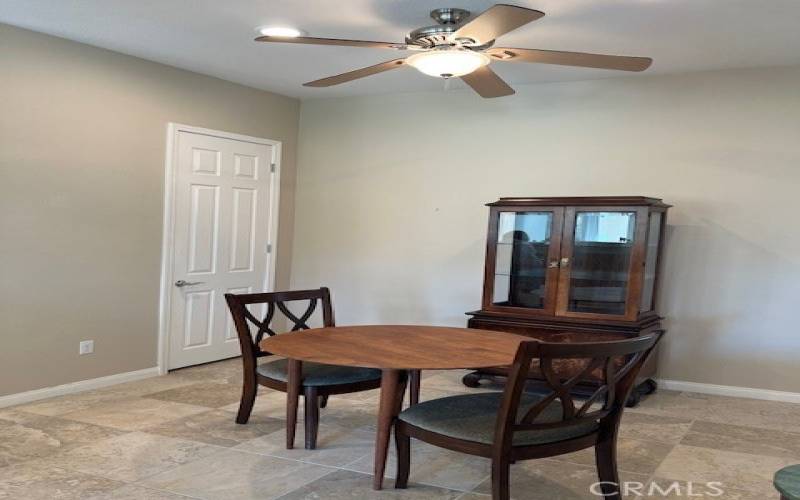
[286,358,302,450]
[409,369,421,406]
[373,368,407,490]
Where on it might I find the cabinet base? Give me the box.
[461,371,658,408]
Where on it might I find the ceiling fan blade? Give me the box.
[304,58,407,87]
[255,35,404,50]
[454,5,544,44]
[460,66,515,98]
[487,47,652,71]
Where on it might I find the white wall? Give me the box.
[293,66,800,393]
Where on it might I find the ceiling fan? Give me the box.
[255,4,653,98]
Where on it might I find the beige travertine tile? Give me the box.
[145,409,285,447]
[421,372,503,395]
[633,391,800,433]
[471,458,646,499]
[86,483,195,499]
[220,389,303,421]
[627,390,711,418]
[140,449,334,500]
[7,375,198,417]
[5,357,800,500]
[60,397,209,431]
[10,388,131,417]
[144,381,243,408]
[0,410,123,467]
[307,397,378,430]
[680,419,800,459]
[94,374,200,398]
[171,358,242,383]
[345,438,490,491]
[275,469,463,499]
[0,460,123,499]
[641,478,774,500]
[655,444,795,495]
[220,391,379,429]
[235,423,374,467]
[552,437,674,475]
[619,412,693,445]
[43,431,221,482]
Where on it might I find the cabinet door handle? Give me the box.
[548,260,559,268]
[560,258,570,267]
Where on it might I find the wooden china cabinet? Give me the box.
[465,196,670,405]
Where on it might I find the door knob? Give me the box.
[175,280,205,288]
[548,260,559,268]
[560,258,570,267]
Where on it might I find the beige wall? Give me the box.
[294,66,800,393]
[0,24,299,396]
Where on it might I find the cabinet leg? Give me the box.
[626,378,658,408]
[462,371,484,388]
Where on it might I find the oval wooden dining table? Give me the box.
[259,325,528,490]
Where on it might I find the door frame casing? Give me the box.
[157,123,282,375]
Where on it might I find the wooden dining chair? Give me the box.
[394,331,664,500]
[225,287,420,450]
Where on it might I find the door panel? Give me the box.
[169,131,275,369]
[555,207,648,320]
[483,207,563,316]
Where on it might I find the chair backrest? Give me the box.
[225,288,335,361]
[494,331,664,450]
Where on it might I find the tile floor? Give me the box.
[1,359,797,499]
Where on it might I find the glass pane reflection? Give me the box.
[493,212,552,309]
[568,212,636,315]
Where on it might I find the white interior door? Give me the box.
[167,129,277,369]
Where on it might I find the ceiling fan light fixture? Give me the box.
[257,26,303,38]
[406,49,490,78]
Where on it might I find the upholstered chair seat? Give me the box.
[398,392,599,446]
[258,359,381,387]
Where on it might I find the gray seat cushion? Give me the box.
[399,392,599,446]
[257,358,381,387]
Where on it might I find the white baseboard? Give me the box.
[657,378,800,404]
[0,367,160,409]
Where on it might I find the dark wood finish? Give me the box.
[375,369,408,489]
[409,369,421,406]
[486,196,670,208]
[286,359,301,449]
[304,385,320,450]
[227,288,417,450]
[467,197,670,406]
[259,325,528,490]
[395,332,664,500]
[259,325,527,370]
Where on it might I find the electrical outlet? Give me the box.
[79,340,94,355]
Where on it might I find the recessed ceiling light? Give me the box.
[257,26,303,38]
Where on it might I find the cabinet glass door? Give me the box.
[491,211,556,310]
[560,210,637,316]
[640,212,663,312]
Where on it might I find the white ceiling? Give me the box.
[2,0,800,99]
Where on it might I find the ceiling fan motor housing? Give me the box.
[405,8,493,50]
